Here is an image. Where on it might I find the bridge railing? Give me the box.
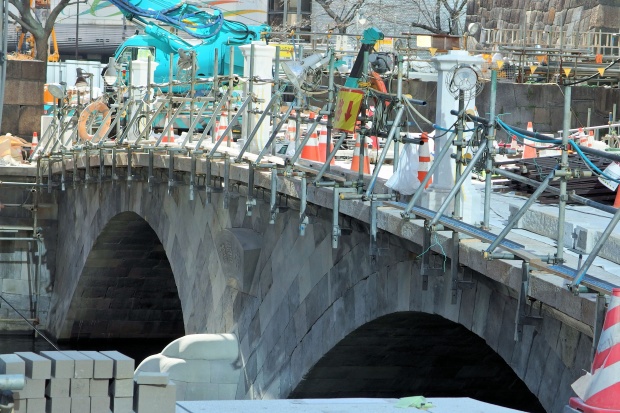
[26,44,620,304]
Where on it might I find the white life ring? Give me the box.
[78,100,111,142]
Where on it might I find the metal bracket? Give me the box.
[147,149,159,192]
[515,262,542,341]
[450,248,475,304]
[246,163,255,216]
[223,156,230,210]
[369,199,383,258]
[591,294,607,363]
[299,174,308,235]
[332,187,357,249]
[420,227,445,290]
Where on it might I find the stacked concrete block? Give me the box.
[0,350,142,413]
[133,372,175,413]
[100,351,135,413]
[14,352,52,413]
[60,350,95,413]
[40,351,73,413]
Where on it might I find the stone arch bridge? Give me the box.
[0,151,608,413]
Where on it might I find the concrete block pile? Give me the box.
[0,350,176,413]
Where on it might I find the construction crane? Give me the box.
[109,0,270,84]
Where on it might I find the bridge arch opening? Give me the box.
[60,211,184,356]
[290,312,544,413]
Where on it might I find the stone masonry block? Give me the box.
[45,378,70,397]
[40,351,75,378]
[71,397,91,413]
[91,396,112,413]
[99,351,134,379]
[111,397,133,413]
[13,398,26,413]
[90,378,110,397]
[134,372,169,386]
[13,379,44,400]
[134,382,176,413]
[574,225,592,253]
[81,351,113,379]
[63,350,94,378]
[26,397,44,413]
[46,397,71,413]
[15,352,51,379]
[110,379,133,398]
[0,354,25,375]
[70,378,90,397]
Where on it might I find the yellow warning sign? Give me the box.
[271,43,295,59]
[598,67,606,76]
[333,88,365,133]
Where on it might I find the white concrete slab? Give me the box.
[175,398,525,413]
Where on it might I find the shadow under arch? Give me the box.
[60,211,185,344]
[290,312,545,413]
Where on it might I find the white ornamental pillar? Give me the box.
[129,60,157,142]
[423,50,483,224]
[239,42,276,153]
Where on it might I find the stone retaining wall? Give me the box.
[1,60,45,138]
[467,0,620,33]
[400,79,620,135]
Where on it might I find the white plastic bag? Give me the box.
[385,142,421,195]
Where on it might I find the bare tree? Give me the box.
[409,0,467,35]
[314,0,365,33]
[9,0,70,62]
[313,0,466,37]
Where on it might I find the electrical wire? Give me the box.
[497,118,620,184]
[0,294,60,350]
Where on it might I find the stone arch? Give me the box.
[59,211,184,341]
[289,311,544,413]
[238,219,590,413]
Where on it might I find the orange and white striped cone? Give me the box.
[522,121,536,159]
[350,134,371,174]
[30,132,38,156]
[216,111,229,143]
[588,130,595,147]
[318,124,328,163]
[161,115,174,143]
[285,115,297,157]
[569,288,620,413]
[301,128,320,162]
[510,134,519,150]
[418,131,432,188]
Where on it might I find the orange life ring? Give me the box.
[369,70,387,94]
[78,100,111,142]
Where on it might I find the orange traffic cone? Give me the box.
[285,114,297,157]
[588,130,595,147]
[216,111,229,143]
[350,134,371,174]
[614,187,620,209]
[317,124,327,163]
[317,126,335,165]
[510,134,519,150]
[569,288,620,412]
[522,121,536,159]
[30,132,38,156]
[161,115,174,143]
[301,127,320,162]
[418,131,432,188]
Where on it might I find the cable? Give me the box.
[0,294,60,350]
[415,232,447,271]
[569,141,620,184]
